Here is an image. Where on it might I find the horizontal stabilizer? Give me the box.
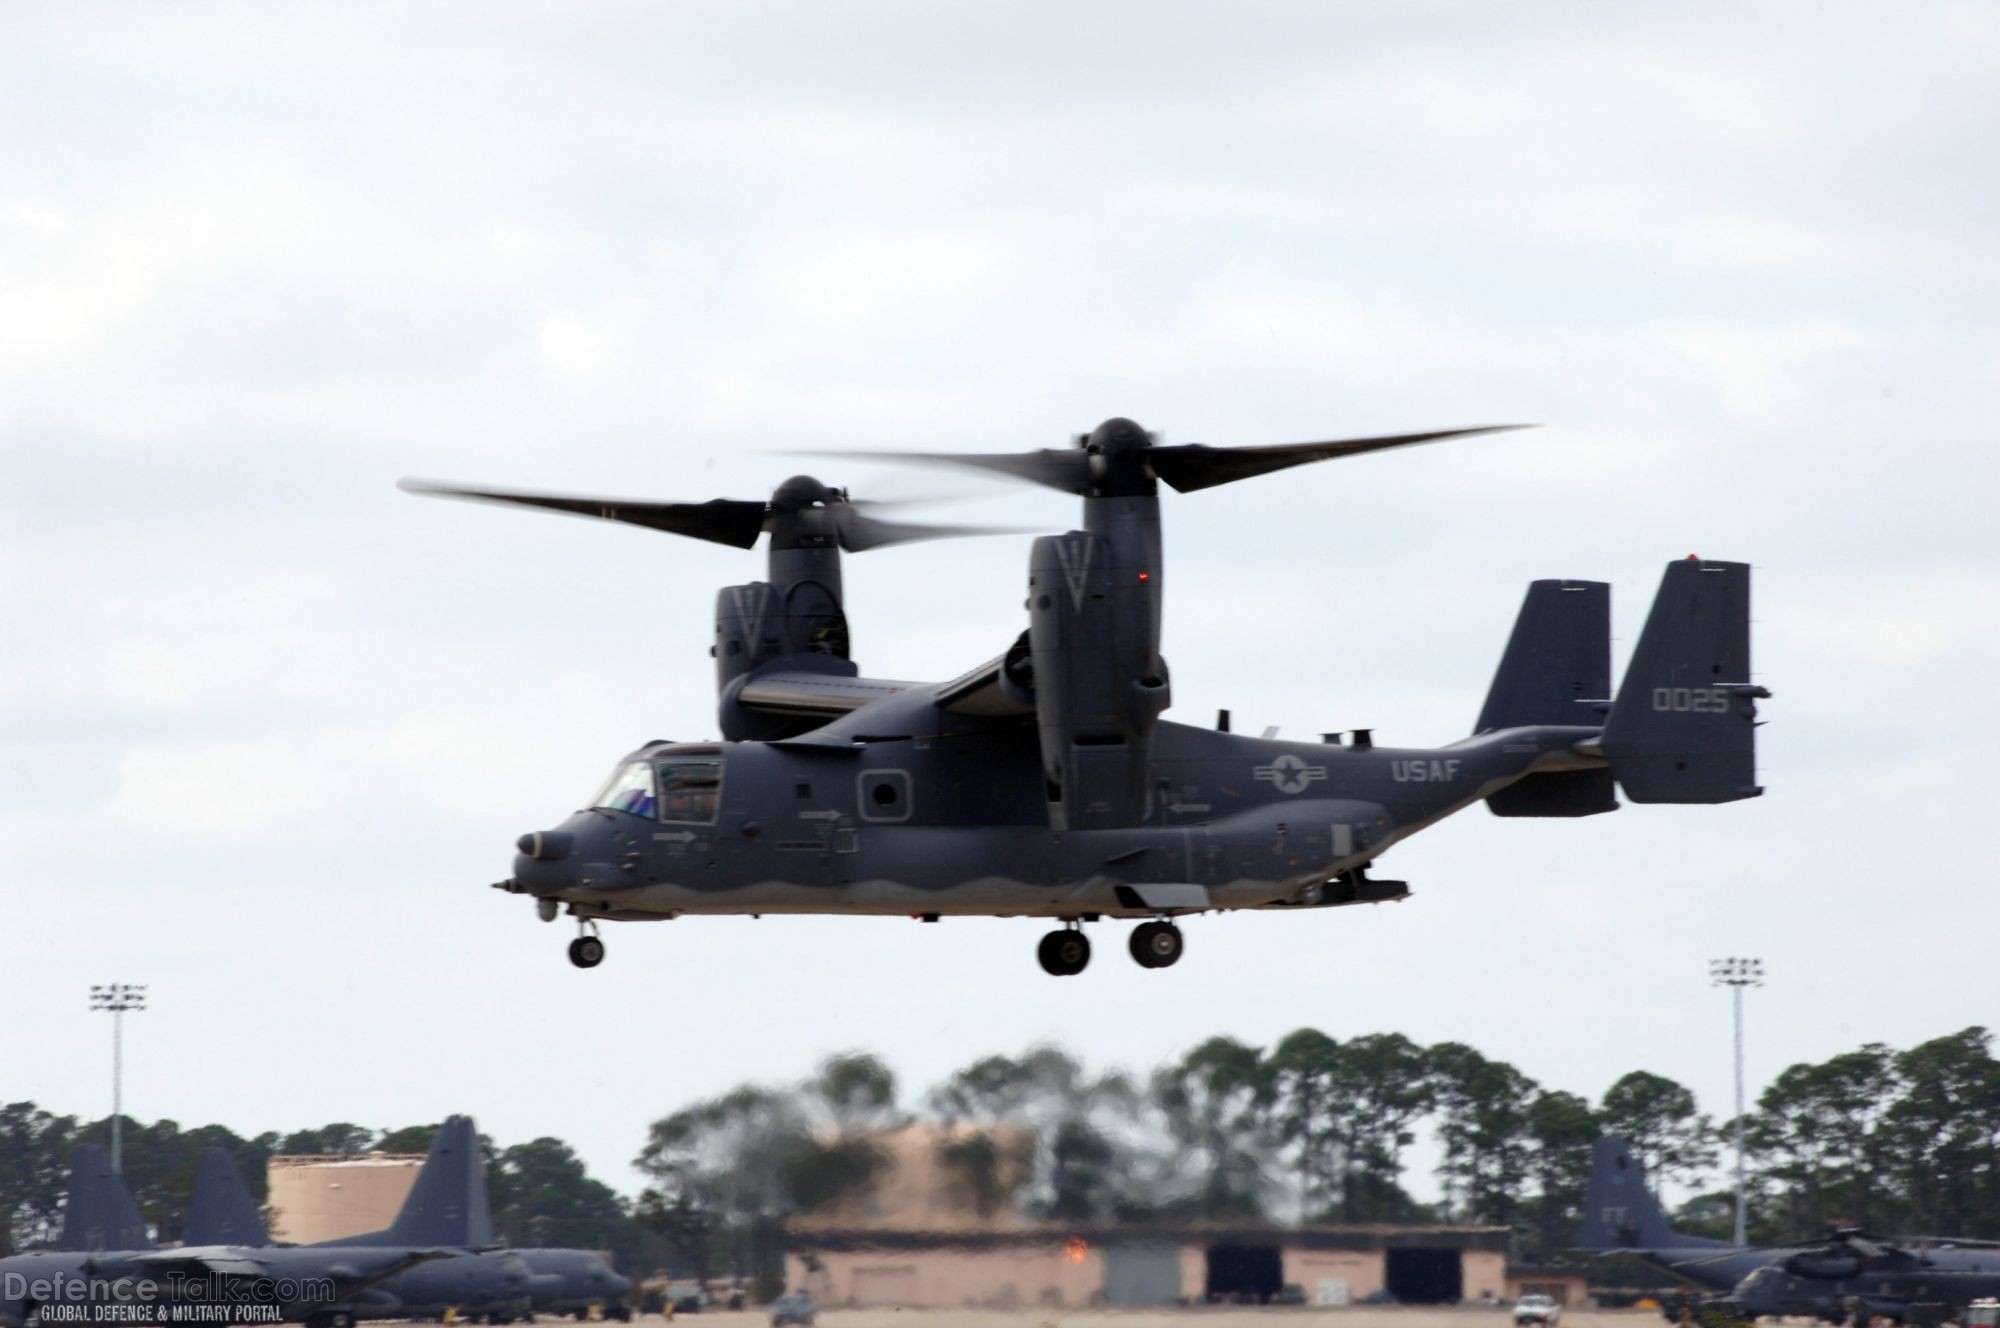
[1602,560,1767,803]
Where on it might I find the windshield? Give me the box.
[592,761,657,817]
[658,758,722,823]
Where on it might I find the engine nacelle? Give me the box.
[1026,531,1170,830]
[714,579,851,691]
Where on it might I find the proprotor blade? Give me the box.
[806,448,1096,495]
[397,478,769,549]
[1144,424,1531,493]
[829,503,1032,552]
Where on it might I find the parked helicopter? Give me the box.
[406,418,1770,975]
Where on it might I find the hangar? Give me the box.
[784,1221,1511,1308]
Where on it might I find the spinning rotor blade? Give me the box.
[830,503,1028,552]
[398,478,770,549]
[810,423,1529,496]
[806,447,1095,494]
[1146,424,1531,492]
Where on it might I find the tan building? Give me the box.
[265,1152,425,1244]
[780,1123,1516,1309]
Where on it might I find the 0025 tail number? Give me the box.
[1652,686,1730,713]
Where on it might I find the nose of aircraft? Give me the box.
[607,1273,633,1298]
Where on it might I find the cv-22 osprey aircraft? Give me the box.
[407,417,1770,976]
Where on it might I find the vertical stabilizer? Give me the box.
[1602,559,1767,803]
[187,1147,270,1246]
[1579,1135,1730,1251]
[58,1144,154,1252]
[1478,578,1618,817]
[319,1115,491,1248]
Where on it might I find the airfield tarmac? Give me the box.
[624,1308,1661,1328]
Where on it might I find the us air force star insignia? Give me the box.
[1254,753,1327,796]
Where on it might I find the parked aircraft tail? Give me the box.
[1579,1136,1731,1252]
[58,1144,155,1252]
[1476,578,1618,817]
[187,1147,271,1246]
[317,1115,491,1249]
[1601,558,1767,803]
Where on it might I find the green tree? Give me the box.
[1523,1090,1598,1260]
[1428,1044,1538,1225]
[928,1046,1138,1222]
[1266,1029,1342,1222]
[375,1124,440,1154]
[277,1123,374,1156]
[1745,1046,1894,1237]
[1880,1028,2000,1235]
[1151,1036,1271,1219]
[0,1103,77,1253]
[1600,1071,1716,1198]
[492,1136,653,1272]
[1328,1033,1432,1221]
[808,1053,899,1131]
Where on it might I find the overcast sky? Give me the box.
[4,2,1996,1208]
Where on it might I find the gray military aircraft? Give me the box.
[187,1119,533,1326]
[193,1119,631,1324]
[1580,1136,2000,1325]
[0,1147,447,1328]
[408,418,1770,974]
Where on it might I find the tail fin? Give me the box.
[1477,578,1618,817]
[58,1144,154,1252]
[1579,1135,1731,1252]
[1602,559,1768,803]
[318,1115,491,1248]
[187,1147,270,1246]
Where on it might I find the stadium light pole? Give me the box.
[1709,958,1763,1246]
[89,984,148,1173]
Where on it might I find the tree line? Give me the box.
[632,1025,2000,1281]
[5,1025,1994,1279]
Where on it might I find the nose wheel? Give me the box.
[1036,927,1091,976]
[568,925,605,969]
[1130,920,1184,969]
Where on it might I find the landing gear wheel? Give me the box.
[568,935,606,968]
[1130,920,1184,968]
[1036,928,1091,976]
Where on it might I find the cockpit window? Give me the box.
[658,758,722,824]
[592,761,657,817]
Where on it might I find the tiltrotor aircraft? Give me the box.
[407,417,1769,975]
[1581,1137,2000,1325]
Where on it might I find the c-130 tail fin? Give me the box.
[1579,1136,1733,1252]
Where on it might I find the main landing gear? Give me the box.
[568,922,605,969]
[1036,921,1187,975]
[1129,920,1184,969]
[1037,927,1091,976]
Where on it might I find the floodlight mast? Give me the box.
[1709,957,1764,1246]
[88,984,147,1173]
